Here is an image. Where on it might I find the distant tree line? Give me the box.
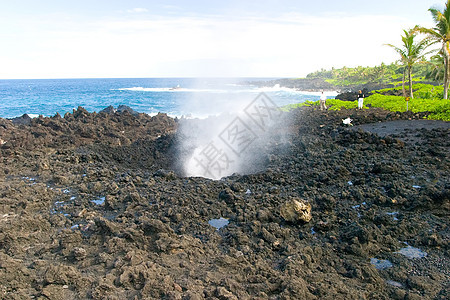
[385,0,450,99]
[305,63,437,87]
[308,1,450,100]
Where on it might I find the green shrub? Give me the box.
[426,101,450,120]
[325,99,358,110]
[375,83,443,99]
[365,93,450,120]
[281,83,450,120]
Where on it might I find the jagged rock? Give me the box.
[99,105,116,114]
[71,247,87,260]
[10,114,32,125]
[117,105,138,115]
[280,198,312,223]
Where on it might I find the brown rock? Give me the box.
[280,198,312,223]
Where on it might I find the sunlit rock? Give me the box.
[280,198,312,223]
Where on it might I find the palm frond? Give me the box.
[413,25,442,41]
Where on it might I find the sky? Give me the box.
[0,0,442,79]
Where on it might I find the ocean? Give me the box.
[0,78,336,119]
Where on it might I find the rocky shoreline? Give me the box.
[247,78,441,99]
[0,106,449,299]
[246,78,399,93]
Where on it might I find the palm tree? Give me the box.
[426,52,445,82]
[385,29,434,98]
[414,0,450,99]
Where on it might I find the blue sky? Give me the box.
[0,0,441,78]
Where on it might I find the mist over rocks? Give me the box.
[175,92,288,179]
[0,105,449,299]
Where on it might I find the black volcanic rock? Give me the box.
[100,105,139,115]
[0,106,448,299]
[335,88,372,101]
[99,105,116,114]
[117,105,139,115]
[10,114,32,125]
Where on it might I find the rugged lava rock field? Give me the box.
[0,107,448,299]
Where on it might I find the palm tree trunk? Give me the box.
[443,42,450,99]
[402,69,406,97]
[408,65,413,99]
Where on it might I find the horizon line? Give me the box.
[0,76,294,80]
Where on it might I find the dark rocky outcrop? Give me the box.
[10,114,32,125]
[335,88,373,101]
[0,106,448,299]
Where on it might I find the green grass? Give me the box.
[375,83,443,99]
[365,94,450,120]
[281,83,450,121]
[325,99,358,110]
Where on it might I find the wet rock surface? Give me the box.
[0,106,449,299]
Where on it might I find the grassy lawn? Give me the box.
[282,84,450,121]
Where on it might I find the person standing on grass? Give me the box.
[357,90,364,109]
[319,91,327,110]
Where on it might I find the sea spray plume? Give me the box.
[177,92,286,179]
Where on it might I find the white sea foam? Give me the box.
[27,114,40,118]
[113,86,338,96]
[253,86,338,96]
[114,87,229,93]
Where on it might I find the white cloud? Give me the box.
[0,11,437,78]
[126,8,149,13]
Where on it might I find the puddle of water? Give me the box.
[91,196,105,206]
[22,177,37,185]
[370,258,393,270]
[386,280,403,288]
[352,202,366,209]
[386,212,399,221]
[51,201,66,215]
[310,227,316,235]
[208,217,229,230]
[395,246,427,259]
[104,213,117,221]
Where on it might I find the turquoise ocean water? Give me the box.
[0,78,334,119]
